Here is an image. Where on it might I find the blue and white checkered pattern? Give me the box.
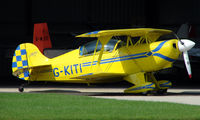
[12,44,29,80]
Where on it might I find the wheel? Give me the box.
[18,86,24,92]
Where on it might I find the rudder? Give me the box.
[12,43,50,80]
[12,44,29,80]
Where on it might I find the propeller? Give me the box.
[178,39,195,78]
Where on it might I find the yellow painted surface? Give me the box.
[12,28,181,93]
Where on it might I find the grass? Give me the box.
[0,93,200,120]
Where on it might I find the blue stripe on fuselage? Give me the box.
[82,53,147,67]
[152,41,168,52]
[82,52,147,67]
[153,53,175,62]
[82,40,175,67]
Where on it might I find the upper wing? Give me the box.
[76,28,172,42]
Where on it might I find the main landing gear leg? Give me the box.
[123,72,156,94]
[123,72,171,95]
[147,73,171,95]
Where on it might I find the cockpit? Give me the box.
[80,39,124,56]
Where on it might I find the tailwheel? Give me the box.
[18,84,25,92]
[19,86,24,92]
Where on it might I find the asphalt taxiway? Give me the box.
[0,85,200,106]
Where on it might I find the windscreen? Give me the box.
[80,39,119,56]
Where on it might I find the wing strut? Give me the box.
[90,39,99,69]
[97,36,112,66]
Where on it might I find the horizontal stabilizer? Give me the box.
[13,64,51,79]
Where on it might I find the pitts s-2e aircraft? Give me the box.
[12,24,195,94]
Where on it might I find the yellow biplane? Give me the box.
[12,28,195,94]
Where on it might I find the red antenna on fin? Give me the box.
[33,23,52,53]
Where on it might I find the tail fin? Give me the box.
[12,43,50,80]
[33,23,52,53]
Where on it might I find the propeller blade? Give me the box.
[183,51,192,78]
[178,39,195,78]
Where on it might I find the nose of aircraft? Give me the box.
[178,39,195,52]
[177,39,195,78]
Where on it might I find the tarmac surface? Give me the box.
[1,85,200,106]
